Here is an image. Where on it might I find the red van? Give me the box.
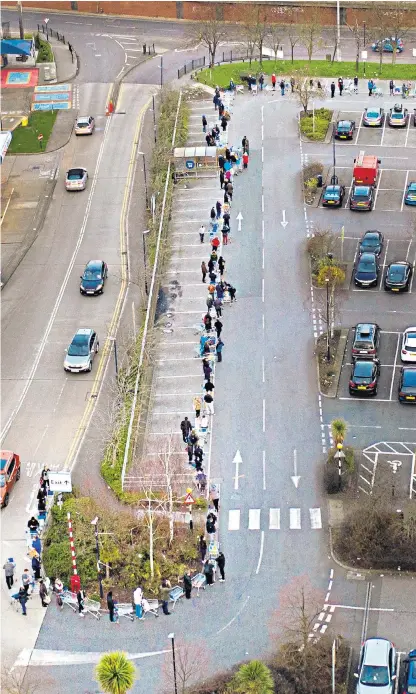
[0,450,21,508]
[353,151,381,186]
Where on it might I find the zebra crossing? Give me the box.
[228,507,322,531]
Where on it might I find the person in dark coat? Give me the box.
[216,200,222,218]
[37,495,46,513]
[201,261,207,283]
[216,339,224,362]
[16,587,28,615]
[242,136,249,153]
[203,360,212,382]
[206,517,216,535]
[223,191,229,205]
[219,169,225,189]
[214,318,223,338]
[202,114,207,132]
[28,516,40,533]
[77,588,85,616]
[203,560,214,586]
[205,133,212,146]
[221,115,227,131]
[218,102,224,117]
[338,77,343,95]
[31,554,41,580]
[198,535,207,562]
[218,257,226,277]
[225,148,231,161]
[194,445,204,465]
[39,579,49,607]
[180,417,192,443]
[183,571,192,599]
[187,443,194,463]
[226,182,233,201]
[107,591,116,622]
[210,207,216,222]
[330,81,335,98]
[218,154,225,169]
[217,552,226,581]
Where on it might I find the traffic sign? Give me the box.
[183,492,194,505]
[48,471,72,492]
[37,134,43,140]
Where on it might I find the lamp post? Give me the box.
[332,124,336,179]
[325,278,331,362]
[168,633,178,694]
[108,336,118,377]
[91,516,103,599]
[138,151,149,208]
[142,229,150,296]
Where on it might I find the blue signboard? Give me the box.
[186,160,195,169]
[34,92,71,102]
[32,102,71,111]
[35,84,71,92]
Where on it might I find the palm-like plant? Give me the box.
[95,652,137,694]
[331,418,347,445]
[229,660,274,694]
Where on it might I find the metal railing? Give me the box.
[178,56,206,79]
[37,23,66,44]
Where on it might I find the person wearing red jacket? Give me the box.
[243,151,249,169]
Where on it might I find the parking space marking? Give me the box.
[373,169,382,210]
[401,169,410,211]
[404,113,412,148]
[338,397,393,402]
[389,334,401,402]
[380,116,387,147]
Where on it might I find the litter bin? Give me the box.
[21,116,28,127]
[316,174,323,188]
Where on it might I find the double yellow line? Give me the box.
[64,92,151,471]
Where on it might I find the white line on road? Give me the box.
[262,277,265,302]
[401,169,410,211]
[263,399,266,432]
[269,508,280,529]
[309,508,322,529]
[289,508,301,529]
[256,530,265,574]
[262,246,265,270]
[216,595,251,635]
[228,510,240,530]
[262,355,265,383]
[249,509,261,530]
[262,194,264,213]
[262,219,264,240]
[263,450,266,490]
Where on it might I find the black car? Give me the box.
[352,323,380,358]
[349,359,380,396]
[350,185,374,211]
[335,119,355,139]
[322,184,345,207]
[359,230,384,256]
[354,252,379,287]
[398,367,416,403]
[384,261,412,292]
[80,259,108,295]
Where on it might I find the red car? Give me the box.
[0,451,21,508]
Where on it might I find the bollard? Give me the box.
[143,43,146,54]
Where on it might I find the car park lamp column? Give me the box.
[91,516,104,599]
[326,278,331,362]
[142,230,151,296]
[138,151,149,209]
[168,633,178,694]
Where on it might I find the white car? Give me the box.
[65,167,88,191]
[75,115,95,135]
[64,328,99,373]
[355,638,396,694]
[401,327,416,363]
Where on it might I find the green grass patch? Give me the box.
[199,59,416,87]
[8,110,57,154]
[35,32,54,63]
[300,107,332,141]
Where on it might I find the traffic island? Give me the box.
[299,108,333,142]
[316,329,348,397]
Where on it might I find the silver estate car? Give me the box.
[64,329,99,373]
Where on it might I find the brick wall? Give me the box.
[5,1,416,27]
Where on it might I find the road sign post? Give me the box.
[334,443,346,490]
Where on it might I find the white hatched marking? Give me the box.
[309,508,322,529]
[248,509,261,530]
[269,508,280,529]
[228,510,240,531]
[289,508,301,529]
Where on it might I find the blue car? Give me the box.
[403,649,416,694]
[322,184,345,207]
[404,181,416,206]
[372,38,404,53]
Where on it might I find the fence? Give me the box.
[37,24,67,44]
[178,56,206,79]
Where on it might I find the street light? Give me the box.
[91,516,104,599]
[108,336,118,377]
[142,229,150,296]
[168,633,178,694]
[332,124,336,178]
[325,278,331,362]
[138,151,149,208]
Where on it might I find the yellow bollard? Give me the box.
[21,116,29,127]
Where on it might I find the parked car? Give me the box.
[398,367,416,403]
[75,115,95,135]
[65,167,88,191]
[371,37,404,53]
[80,260,108,295]
[388,103,408,127]
[359,230,384,256]
[64,329,99,373]
[0,451,21,508]
[384,261,412,292]
[322,184,345,207]
[355,638,396,694]
[349,359,380,396]
[352,323,380,358]
[402,649,416,694]
[363,107,384,127]
[335,120,355,139]
[354,252,379,287]
[404,181,416,206]
[350,186,374,211]
[401,327,416,363]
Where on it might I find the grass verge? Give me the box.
[198,59,416,87]
[8,110,57,154]
[300,108,332,142]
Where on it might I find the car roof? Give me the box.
[354,360,375,373]
[363,230,381,238]
[354,186,370,194]
[74,328,93,337]
[403,368,416,384]
[388,261,408,268]
[363,638,391,665]
[356,323,377,334]
[86,259,103,268]
[0,451,15,471]
[359,252,376,261]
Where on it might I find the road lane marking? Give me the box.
[248,509,261,530]
[255,530,265,574]
[269,508,280,529]
[228,510,240,530]
[289,508,301,529]
[262,450,266,490]
[309,508,322,529]
[262,399,266,432]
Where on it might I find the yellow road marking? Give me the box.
[64,94,151,471]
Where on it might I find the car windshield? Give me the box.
[367,111,380,118]
[355,340,373,349]
[77,120,89,127]
[362,235,379,246]
[68,171,83,180]
[408,184,416,192]
[405,333,416,344]
[0,474,6,487]
[324,189,339,199]
[388,266,405,280]
[360,665,389,686]
[338,122,350,130]
[68,336,89,357]
[354,362,373,377]
[84,268,102,279]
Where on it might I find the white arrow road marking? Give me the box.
[281,209,288,228]
[236,211,243,231]
[291,448,301,488]
[233,449,243,489]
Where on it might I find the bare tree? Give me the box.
[266,23,284,62]
[367,6,392,71]
[270,574,326,652]
[1,664,55,694]
[376,2,412,65]
[188,12,227,67]
[346,16,365,72]
[242,13,258,66]
[285,9,300,63]
[293,74,324,113]
[298,10,323,63]
[254,7,269,67]
[162,639,210,694]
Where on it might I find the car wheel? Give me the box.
[373,389,378,397]
[96,342,99,353]
[3,493,9,508]
[16,467,21,481]
[88,360,92,372]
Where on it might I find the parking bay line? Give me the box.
[401,169,410,211]
[338,397,393,402]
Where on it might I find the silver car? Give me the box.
[64,329,99,373]
[75,115,95,135]
[65,167,88,191]
[355,638,396,694]
[401,327,416,363]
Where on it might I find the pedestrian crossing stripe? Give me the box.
[228,508,322,531]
